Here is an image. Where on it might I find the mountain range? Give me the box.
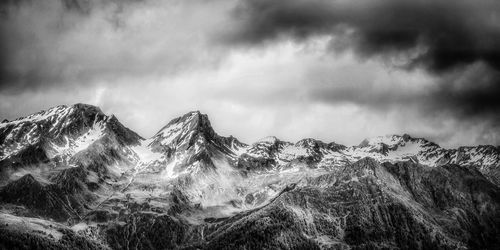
[0,103,499,249]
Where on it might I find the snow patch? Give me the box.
[73,123,105,153]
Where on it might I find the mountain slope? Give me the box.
[0,104,141,170]
[103,159,500,249]
[0,104,144,224]
[1,104,500,249]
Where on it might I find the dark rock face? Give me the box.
[237,153,276,172]
[0,174,83,221]
[0,144,50,171]
[1,105,500,249]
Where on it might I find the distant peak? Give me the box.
[359,134,411,147]
[357,133,440,153]
[256,136,280,144]
[296,138,324,146]
[401,133,413,141]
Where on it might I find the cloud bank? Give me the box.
[224,0,500,123]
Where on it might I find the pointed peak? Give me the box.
[151,110,219,149]
[163,110,209,127]
[158,111,212,134]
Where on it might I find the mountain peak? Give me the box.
[151,111,217,149]
[186,110,202,116]
[162,111,210,130]
[0,103,141,162]
[295,138,325,147]
[0,103,105,129]
[359,134,421,148]
[72,103,102,113]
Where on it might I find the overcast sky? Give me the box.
[1,0,500,148]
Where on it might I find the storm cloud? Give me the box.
[224,0,500,130]
[226,0,500,72]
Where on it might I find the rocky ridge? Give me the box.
[0,104,499,249]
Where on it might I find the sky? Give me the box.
[1,0,500,148]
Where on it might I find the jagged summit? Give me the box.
[149,111,249,155]
[150,111,218,149]
[146,111,247,174]
[359,134,438,147]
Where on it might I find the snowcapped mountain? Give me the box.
[0,104,143,221]
[344,134,500,185]
[132,111,247,181]
[0,104,141,168]
[1,104,500,249]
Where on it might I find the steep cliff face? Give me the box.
[147,111,246,172]
[1,105,499,249]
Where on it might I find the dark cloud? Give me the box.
[226,0,500,72]
[306,62,500,119]
[224,0,500,138]
[0,0,109,91]
[0,0,230,93]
